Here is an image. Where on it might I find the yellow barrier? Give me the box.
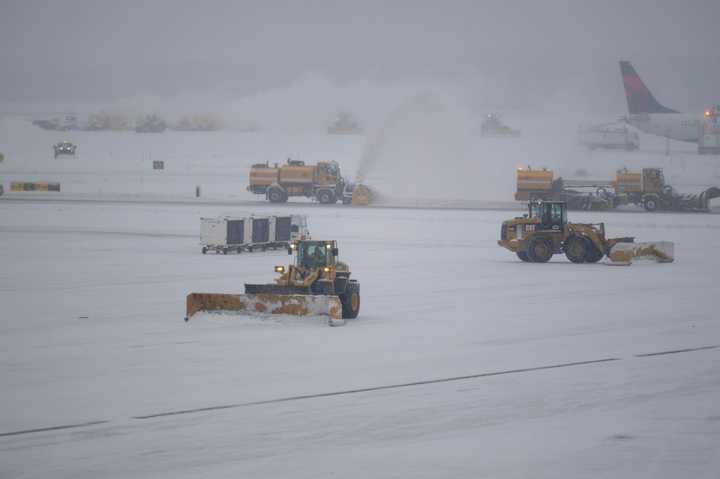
[10,182,60,192]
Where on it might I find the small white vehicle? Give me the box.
[200,214,310,254]
[578,123,639,151]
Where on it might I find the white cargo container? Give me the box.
[578,123,639,151]
[200,214,310,254]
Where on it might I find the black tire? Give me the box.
[643,196,658,212]
[316,190,336,204]
[268,187,287,203]
[340,282,360,319]
[222,248,228,255]
[528,237,553,263]
[202,246,207,254]
[564,235,588,263]
[585,244,604,263]
[516,251,531,262]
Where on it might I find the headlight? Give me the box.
[274,266,285,273]
[323,266,331,273]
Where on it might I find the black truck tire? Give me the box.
[316,190,336,204]
[268,186,287,203]
[340,281,360,319]
[528,237,553,263]
[643,195,658,212]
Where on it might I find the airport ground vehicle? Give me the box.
[135,114,167,133]
[248,159,371,204]
[578,122,639,150]
[698,106,720,155]
[200,215,310,254]
[53,141,77,158]
[327,112,362,134]
[186,240,360,325]
[480,113,520,137]
[172,114,224,131]
[498,201,673,264]
[515,167,720,212]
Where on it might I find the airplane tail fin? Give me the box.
[620,61,677,114]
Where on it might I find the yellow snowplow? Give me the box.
[185,240,360,326]
[498,201,674,265]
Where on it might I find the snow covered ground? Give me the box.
[1,114,720,477]
[1,199,719,478]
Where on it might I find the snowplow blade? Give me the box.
[351,184,372,205]
[185,293,343,324]
[606,242,674,265]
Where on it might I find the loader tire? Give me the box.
[202,246,207,254]
[340,281,360,319]
[528,237,552,263]
[584,244,604,263]
[564,235,588,263]
[516,251,530,262]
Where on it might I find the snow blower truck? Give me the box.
[248,159,371,205]
[498,201,674,265]
[185,240,360,326]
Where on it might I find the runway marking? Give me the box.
[635,344,720,357]
[0,420,108,438]
[133,357,620,419]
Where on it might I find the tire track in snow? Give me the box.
[635,344,720,357]
[0,420,108,438]
[2,345,717,437]
[133,358,621,419]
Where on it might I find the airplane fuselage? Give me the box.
[627,113,700,142]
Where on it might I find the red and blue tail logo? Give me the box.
[620,61,677,114]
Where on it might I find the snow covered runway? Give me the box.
[1,200,719,477]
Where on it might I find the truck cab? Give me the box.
[313,161,345,203]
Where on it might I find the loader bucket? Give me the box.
[606,241,674,265]
[185,293,343,324]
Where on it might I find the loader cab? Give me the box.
[529,201,567,231]
[293,240,338,269]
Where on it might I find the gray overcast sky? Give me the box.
[2,0,719,111]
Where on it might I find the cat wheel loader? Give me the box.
[498,201,674,265]
[185,240,360,326]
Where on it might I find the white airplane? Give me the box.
[620,60,701,142]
